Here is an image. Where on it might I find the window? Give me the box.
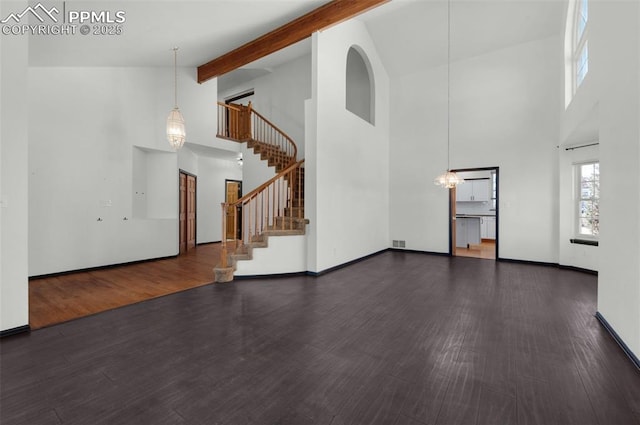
[564,0,589,107]
[574,0,589,90]
[576,162,599,238]
[576,41,588,86]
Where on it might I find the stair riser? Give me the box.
[214,109,307,283]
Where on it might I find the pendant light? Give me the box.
[434,0,464,189]
[167,47,186,150]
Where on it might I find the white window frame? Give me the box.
[573,0,589,92]
[575,161,599,240]
[564,0,589,107]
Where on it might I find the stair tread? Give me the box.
[214,107,306,284]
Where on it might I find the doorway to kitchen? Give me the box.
[450,167,499,260]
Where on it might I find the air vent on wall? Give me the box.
[392,240,406,248]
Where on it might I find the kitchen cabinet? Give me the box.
[456,179,490,202]
[456,217,481,248]
[480,216,496,240]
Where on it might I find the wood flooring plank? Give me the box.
[475,387,517,425]
[433,363,484,425]
[398,366,453,425]
[572,334,640,423]
[3,252,640,425]
[0,403,62,425]
[330,374,409,425]
[29,243,221,329]
[516,370,598,425]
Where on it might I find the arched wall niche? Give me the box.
[345,45,375,125]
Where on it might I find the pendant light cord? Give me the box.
[447,0,451,171]
[173,47,179,108]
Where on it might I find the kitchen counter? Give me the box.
[456,215,496,241]
[456,216,481,248]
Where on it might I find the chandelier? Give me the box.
[434,0,464,189]
[167,47,186,150]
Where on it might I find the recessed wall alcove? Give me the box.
[345,45,375,125]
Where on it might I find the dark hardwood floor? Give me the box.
[2,251,640,425]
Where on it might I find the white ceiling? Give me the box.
[28,0,566,78]
[217,38,312,93]
[28,0,326,68]
[364,0,566,76]
[183,142,240,161]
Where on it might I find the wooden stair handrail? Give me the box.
[217,102,298,165]
[219,159,305,269]
[231,159,304,208]
[249,108,298,164]
[222,102,244,112]
[216,103,305,274]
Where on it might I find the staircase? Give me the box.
[214,102,308,282]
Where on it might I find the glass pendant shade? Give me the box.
[434,170,464,189]
[167,107,186,150]
[167,47,185,150]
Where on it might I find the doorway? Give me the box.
[224,90,254,140]
[225,179,242,240]
[450,167,499,260]
[179,171,197,254]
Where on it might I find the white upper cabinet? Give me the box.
[456,179,489,202]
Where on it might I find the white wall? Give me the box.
[592,1,640,359]
[197,155,242,243]
[559,0,640,359]
[390,36,562,262]
[234,235,307,275]
[0,0,29,332]
[308,19,390,273]
[219,54,311,159]
[28,66,221,276]
[238,142,276,194]
[559,0,601,272]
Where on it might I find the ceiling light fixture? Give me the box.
[434,0,464,189]
[167,47,186,150]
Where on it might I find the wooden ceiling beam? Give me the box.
[197,0,389,84]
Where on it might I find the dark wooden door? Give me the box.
[225,180,242,239]
[187,175,196,250]
[179,173,187,254]
[227,103,251,140]
[179,171,197,254]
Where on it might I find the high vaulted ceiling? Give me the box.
[27,0,566,78]
[28,0,327,68]
[364,0,565,77]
